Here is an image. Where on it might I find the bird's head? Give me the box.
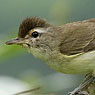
[6,17,60,60]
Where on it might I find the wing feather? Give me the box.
[59,19,95,55]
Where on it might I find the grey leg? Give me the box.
[68,76,94,95]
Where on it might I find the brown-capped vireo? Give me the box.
[6,17,95,95]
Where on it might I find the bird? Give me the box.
[6,17,95,95]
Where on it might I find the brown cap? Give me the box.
[18,17,51,38]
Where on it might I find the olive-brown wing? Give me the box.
[59,20,95,55]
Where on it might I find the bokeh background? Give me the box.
[0,0,95,95]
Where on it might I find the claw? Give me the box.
[68,90,89,95]
[68,87,80,95]
[78,91,89,95]
[68,75,94,95]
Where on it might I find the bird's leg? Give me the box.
[68,74,94,95]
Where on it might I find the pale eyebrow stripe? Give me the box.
[33,28,47,33]
[34,29,45,33]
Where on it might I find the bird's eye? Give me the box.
[32,31,39,38]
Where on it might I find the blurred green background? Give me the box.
[0,0,95,95]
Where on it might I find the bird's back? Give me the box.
[59,18,95,56]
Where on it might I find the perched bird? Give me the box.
[6,17,95,95]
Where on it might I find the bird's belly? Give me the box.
[30,47,95,74]
[47,51,95,74]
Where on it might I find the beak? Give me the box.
[6,38,24,45]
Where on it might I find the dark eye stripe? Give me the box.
[32,31,39,38]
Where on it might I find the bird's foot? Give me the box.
[68,89,89,95]
[68,75,94,95]
[68,87,80,95]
